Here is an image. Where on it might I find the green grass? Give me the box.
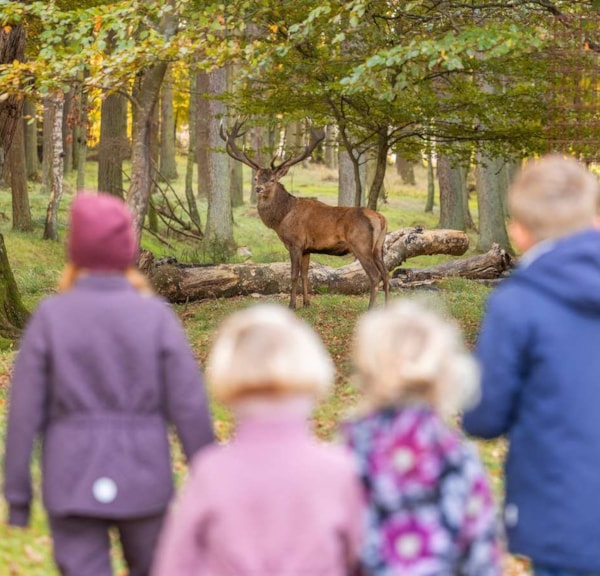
[0,158,522,574]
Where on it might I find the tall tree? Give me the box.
[159,66,178,181]
[43,90,65,240]
[98,92,128,197]
[438,154,467,231]
[0,22,30,336]
[22,99,40,181]
[476,150,511,252]
[8,110,32,232]
[204,66,234,247]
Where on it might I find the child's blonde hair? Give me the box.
[508,154,599,242]
[207,304,334,405]
[58,263,154,295]
[353,298,479,415]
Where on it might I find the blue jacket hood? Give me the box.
[512,228,600,314]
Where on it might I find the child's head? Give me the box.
[207,304,334,407]
[352,298,479,415]
[68,192,137,271]
[59,192,151,293]
[508,154,599,247]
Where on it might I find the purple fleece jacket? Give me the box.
[3,275,214,526]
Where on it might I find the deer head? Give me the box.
[220,120,325,199]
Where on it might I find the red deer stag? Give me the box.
[220,122,390,309]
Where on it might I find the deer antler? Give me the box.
[275,124,326,173]
[219,119,263,170]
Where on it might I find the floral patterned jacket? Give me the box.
[341,405,502,576]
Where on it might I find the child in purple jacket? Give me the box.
[342,299,503,576]
[3,193,214,576]
[152,303,364,576]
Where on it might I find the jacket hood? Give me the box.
[512,228,600,314]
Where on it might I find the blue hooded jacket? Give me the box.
[463,229,600,571]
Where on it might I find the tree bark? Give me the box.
[438,154,466,230]
[43,91,65,241]
[75,81,89,191]
[204,66,233,247]
[127,4,178,246]
[23,99,40,181]
[476,149,512,252]
[0,25,25,178]
[8,112,32,232]
[195,69,211,200]
[159,66,178,181]
[62,86,75,173]
[338,148,355,206]
[141,227,469,302]
[98,91,128,197]
[40,95,54,195]
[396,155,416,185]
[0,23,30,337]
[366,129,388,210]
[425,148,435,213]
[185,67,202,229]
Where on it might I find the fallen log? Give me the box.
[140,227,470,303]
[391,243,512,286]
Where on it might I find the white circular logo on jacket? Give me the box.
[92,477,118,503]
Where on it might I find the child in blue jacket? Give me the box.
[463,155,600,576]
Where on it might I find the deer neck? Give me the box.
[258,184,297,230]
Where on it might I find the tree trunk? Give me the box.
[204,66,234,247]
[0,234,29,336]
[230,160,243,208]
[195,69,210,200]
[338,148,355,206]
[438,154,466,230]
[185,67,202,229]
[62,86,75,174]
[324,125,336,169]
[75,82,89,191]
[366,130,388,210]
[8,112,32,232]
[159,66,178,181]
[141,227,469,302]
[396,155,416,185]
[127,4,178,246]
[98,91,128,197]
[23,99,40,181]
[425,150,435,213]
[0,23,30,337]
[40,95,55,195]
[0,25,25,178]
[476,149,512,253]
[43,91,65,241]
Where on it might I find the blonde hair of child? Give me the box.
[508,154,599,242]
[58,263,154,295]
[353,298,480,416]
[207,304,334,405]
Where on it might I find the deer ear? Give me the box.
[276,165,290,179]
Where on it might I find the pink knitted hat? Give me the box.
[68,192,137,271]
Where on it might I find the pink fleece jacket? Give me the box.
[152,416,364,576]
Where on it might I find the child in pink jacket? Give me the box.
[152,304,364,576]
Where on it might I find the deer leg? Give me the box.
[355,255,381,309]
[301,253,311,307]
[373,251,390,304]
[289,249,302,310]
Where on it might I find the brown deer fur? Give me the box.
[221,122,390,309]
